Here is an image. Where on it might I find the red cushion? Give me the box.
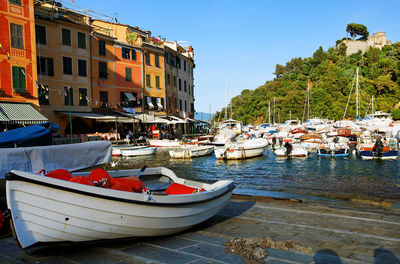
[110,177,145,193]
[69,176,95,186]
[111,184,133,192]
[45,169,72,181]
[165,183,197,195]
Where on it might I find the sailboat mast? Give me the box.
[307,81,310,120]
[273,97,276,124]
[268,101,271,124]
[225,83,227,120]
[372,95,374,114]
[356,67,359,120]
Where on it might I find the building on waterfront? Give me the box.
[34,1,92,134]
[164,44,179,116]
[341,32,392,56]
[0,0,48,130]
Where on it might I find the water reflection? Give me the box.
[109,146,400,207]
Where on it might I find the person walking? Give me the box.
[284,141,293,158]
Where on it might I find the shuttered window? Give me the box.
[99,61,107,79]
[155,54,159,67]
[35,25,46,45]
[64,87,74,106]
[125,67,132,81]
[78,59,87,76]
[37,57,54,76]
[62,28,71,46]
[12,66,26,92]
[146,74,151,87]
[99,40,106,56]
[77,32,86,49]
[10,23,23,49]
[63,57,72,75]
[156,76,160,88]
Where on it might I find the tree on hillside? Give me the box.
[346,23,369,40]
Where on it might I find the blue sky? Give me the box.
[63,0,400,113]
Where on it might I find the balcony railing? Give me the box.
[11,48,26,58]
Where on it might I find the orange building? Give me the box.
[0,0,47,129]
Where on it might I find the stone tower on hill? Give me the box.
[341,32,391,55]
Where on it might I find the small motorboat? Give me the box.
[112,145,148,156]
[5,167,234,251]
[120,147,157,157]
[169,146,214,159]
[274,144,308,158]
[358,146,398,160]
[317,142,350,157]
[149,139,184,148]
[214,138,268,160]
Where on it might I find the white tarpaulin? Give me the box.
[0,141,112,179]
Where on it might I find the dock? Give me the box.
[1,195,399,263]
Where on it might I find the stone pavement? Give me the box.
[0,195,399,264]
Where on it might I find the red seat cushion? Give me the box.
[110,177,145,193]
[69,176,95,186]
[165,183,197,195]
[45,169,72,181]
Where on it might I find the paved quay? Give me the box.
[0,195,399,264]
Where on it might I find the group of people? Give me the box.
[271,135,293,158]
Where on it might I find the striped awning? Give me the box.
[0,102,48,124]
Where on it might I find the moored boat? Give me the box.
[169,146,214,159]
[214,138,268,160]
[120,147,157,156]
[112,145,148,156]
[274,144,308,158]
[5,167,234,251]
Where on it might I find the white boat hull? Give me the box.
[149,140,184,148]
[112,145,148,156]
[169,146,214,159]
[120,147,157,156]
[214,142,267,160]
[6,168,234,250]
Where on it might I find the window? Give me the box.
[10,23,23,49]
[62,57,72,75]
[184,80,187,92]
[38,85,49,105]
[179,99,182,111]
[146,74,151,87]
[79,88,88,106]
[173,76,177,87]
[78,59,87,77]
[98,61,107,79]
[176,56,181,68]
[120,92,138,108]
[122,47,130,59]
[35,25,46,45]
[9,0,22,5]
[168,96,171,110]
[188,84,190,96]
[37,57,54,76]
[175,98,178,110]
[64,87,73,106]
[99,40,106,56]
[77,32,86,49]
[125,67,132,81]
[100,91,108,108]
[167,74,170,85]
[178,78,181,91]
[185,100,187,112]
[145,53,150,65]
[12,66,25,92]
[132,50,137,61]
[191,103,194,114]
[156,76,160,88]
[155,54,159,67]
[184,60,186,71]
[62,28,71,46]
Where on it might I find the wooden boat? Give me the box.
[169,146,214,159]
[120,147,157,157]
[5,167,234,251]
[274,144,308,158]
[214,138,268,160]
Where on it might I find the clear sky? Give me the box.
[61,0,400,114]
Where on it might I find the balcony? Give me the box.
[11,48,26,58]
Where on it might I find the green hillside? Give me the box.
[215,40,400,125]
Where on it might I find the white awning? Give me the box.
[148,102,154,109]
[57,112,132,123]
[157,103,163,109]
[124,92,135,101]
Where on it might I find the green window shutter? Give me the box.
[156,76,160,88]
[48,58,54,76]
[62,28,71,46]
[126,67,132,81]
[77,32,86,49]
[12,66,19,91]
[146,74,151,87]
[167,74,170,85]
[99,61,107,79]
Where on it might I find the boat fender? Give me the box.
[111,184,133,192]
[69,176,95,186]
[45,169,72,181]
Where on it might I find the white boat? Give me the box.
[120,147,157,156]
[274,144,308,158]
[5,167,234,251]
[356,111,393,133]
[149,139,183,148]
[169,146,214,159]
[112,145,148,156]
[214,138,268,160]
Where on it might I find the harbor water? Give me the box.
[108,147,400,209]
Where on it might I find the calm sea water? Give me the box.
[108,147,400,209]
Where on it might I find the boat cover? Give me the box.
[0,141,111,179]
[0,122,59,148]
